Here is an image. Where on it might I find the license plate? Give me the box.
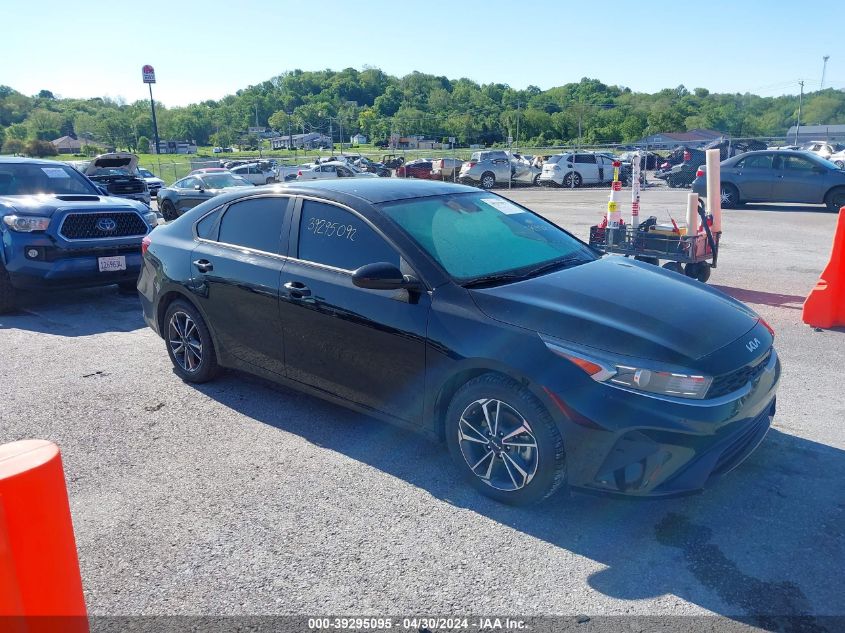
[98,255,126,272]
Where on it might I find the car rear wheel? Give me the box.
[720,183,739,209]
[824,187,845,212]
[164,300,219,383]
[445,373,566,505]
[265,177,274,184]
[562,172,582,188]
[480,172,496,189]
[532,173,541,187]
[160,199,179,222]
[0,262,16,314]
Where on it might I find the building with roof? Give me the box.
[50,136,109,155]
[634,129,726,150]
[786,124,845,143]
[270,132,333,150]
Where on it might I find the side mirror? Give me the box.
[194,184,204,191]
[352,262,420,291]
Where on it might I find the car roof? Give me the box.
[237,178,478,205]
[0,156,73,166]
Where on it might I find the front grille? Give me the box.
[108,182,146,194]
[712,408,771,475]
[60,212,147,240]
[708,349,772,399]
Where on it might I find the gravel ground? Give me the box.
[1,186,843,627]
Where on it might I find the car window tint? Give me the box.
[217,197,288,254]
[575,154,596,164]
[196,209,222,240]
[298,200,398,270]
[741,154,773,169]
[784,156,816,171]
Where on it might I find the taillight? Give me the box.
[141,235,152,255]
[696,168,705,178]
[468,161,477,168]
[297,170,302,177]
[758,317,775,339]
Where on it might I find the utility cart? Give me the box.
[589,212,721,283]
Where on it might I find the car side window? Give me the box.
[217,197,289,254]
[741,154,774,169]
[181,177,198,189]
[784,156,816,171]
[298,200,399,271]
[196,209,222,240]
[575,154,596,164]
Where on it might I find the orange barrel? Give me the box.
[0,440,88,632]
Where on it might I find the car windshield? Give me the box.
[546,155,566,164]
[202,173,250,188]
[379,192,595,283]
[0,162,99,196]
[138,169,154,178]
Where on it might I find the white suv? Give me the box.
[539,152,622,187]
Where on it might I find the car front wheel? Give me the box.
[0,262,16,314]
[445,373,566,505]
[160,199,179,222]
[720,183,739,209]
[825,187,845,212]
[480,172,496,189]
[163,300,220,383]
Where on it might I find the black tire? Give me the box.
[532,173,541,187]
[160,199,179,222]
[265,177,274,185]
[0,261,16,314]
[834,160,844,169]
[445,373,566,505]
[117,280,138,293]
[720,183,739,209]
[562,172,582,188]
[163,300,220,383]
[687,261,711,283]
[480,172,496,190]
[634,256,659,266]
[824,187,845,212]
[662,261,683,274]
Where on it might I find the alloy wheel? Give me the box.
[720,186,735,206]
[168,311,203,372]
[457,398,539,491]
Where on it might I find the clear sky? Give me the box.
[5,0,843,106]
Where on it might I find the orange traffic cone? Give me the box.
[0,440,88,632]
[803,207,845,329]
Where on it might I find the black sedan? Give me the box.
[138,179,780,504]
[156,171,253,221]
[692,149,845,211]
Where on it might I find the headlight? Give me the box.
[143,211,158,226]
[542,337,713,400]
[2,215,51,232]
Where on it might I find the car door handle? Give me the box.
[193,259,213,273]
[283,281,312,298]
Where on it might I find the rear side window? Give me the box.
[738,154,773,169]
[217,197,289,254]
[574,154,597,164]
[298,200,398,271]
[195,209,221,240]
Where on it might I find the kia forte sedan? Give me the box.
[138,179,780,504]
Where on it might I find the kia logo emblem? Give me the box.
[746,337,761,352]
[95,217,117,232]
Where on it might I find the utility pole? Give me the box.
[515,100,521,154]
[255,102,259,128]
[821,55,830,90]
[795,80,805,145]
[141,65,160,156]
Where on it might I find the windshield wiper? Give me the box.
[462,255,588,289]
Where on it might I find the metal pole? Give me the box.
[795,81,804,145]
[148,83,160,159]
[516,100,520,154]
[821,55,830,90]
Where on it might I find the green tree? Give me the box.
[2,138,24,154]
[137,136,150,153]
[24,139,57,157]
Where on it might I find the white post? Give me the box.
[705,148,722,233]
[686,192,699,235]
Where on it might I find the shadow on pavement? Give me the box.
[195,373,844,631]
[0,286,145,336]
[713,285,807,310]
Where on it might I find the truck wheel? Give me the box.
[0,262,16,314]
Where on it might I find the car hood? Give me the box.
[84,153,139,176]
[469,257,759,366]
[0,194,144,217]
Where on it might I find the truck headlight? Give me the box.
[2,215,51,232]
[542,336,713,400]
[143,211,158,226]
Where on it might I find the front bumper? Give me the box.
[547,347,781,497]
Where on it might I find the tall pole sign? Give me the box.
[142,65,160,155]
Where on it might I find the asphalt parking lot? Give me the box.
[2,187,843,627]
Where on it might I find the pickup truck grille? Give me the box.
[60,212,147,240]
[108,181,146,194]
[708,349,772,399]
